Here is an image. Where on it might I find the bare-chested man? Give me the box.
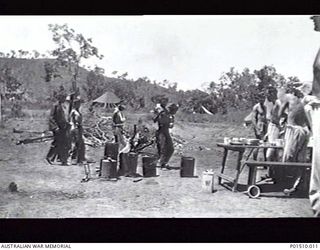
[257,87,283,182]
[279,88,311,195]
[307,15,320,216]
[265,87,282,161]
[251,92,268,160]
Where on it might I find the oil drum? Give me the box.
[104,142,119,160]
[180,156,195,177]
[119,152,138,176]
[100,159,118,178]
[142,155,158,177]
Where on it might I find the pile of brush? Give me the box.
[82,114,114,147]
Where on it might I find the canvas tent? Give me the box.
[92,91,121,108]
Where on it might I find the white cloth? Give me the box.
[267,122,280,142]
[62,103,70,122]
[70,109,81,130]
[282,124,310,162]
[266,122,280,160]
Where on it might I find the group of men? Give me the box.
[246,16,320,217]
[46,91,179,171]
[46,93,85,166]
[253,15,320,217]
[248,15,320,217]
[113,96,179,169]
[251,84,312,194]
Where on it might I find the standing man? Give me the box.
[257,87,283,182]
[153,98,178,169]
[279,88,311,195]
[307,15,320,216]
[46,93,71,166]
[251,92,268,160]
[70,96,85,165]
[112,104,126,150]
[265,87,282,161]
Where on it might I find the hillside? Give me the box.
[0,57,277,116]
[0,58,181,109]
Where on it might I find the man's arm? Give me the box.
[279,101,289,118]
[48,106,59,131]
[305,111,312,133]
[251,105,258,129]
[153,110,163,123]
[119,111,126,122]
[313,48,320,98]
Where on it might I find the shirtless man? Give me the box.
[265,87,282,161]
[279,88,311,195]
[251,92,268,160]
[257,87,283,182]
[308,15,320,216]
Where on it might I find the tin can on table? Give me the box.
[224,137,231,144]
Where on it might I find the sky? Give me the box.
[0,15,319,90]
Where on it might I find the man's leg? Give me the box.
[266,124,280,180]
[157,132,167,167]
[46,144,56,165]
[163,133,174,167]
[284,167,303,195]
[253,130,263,160]
[283,128,308,194]
[46,132,58,164]
[57,129,69,165]
[70,129,78,163]
[77,132,86,164]
[155,131,161,158]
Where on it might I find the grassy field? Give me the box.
[0,110,314,218]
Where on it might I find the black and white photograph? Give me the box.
[1,15,320,219]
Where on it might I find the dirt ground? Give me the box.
[0,113,314,218]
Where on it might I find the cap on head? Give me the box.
[160,97,169,107]
[168,103,179,115]
[57,93,67,102]
[267,86,277,95]
[288,88,304,99]
[296,81,312,96]
[118,104,126,111]
[257,91,265,100]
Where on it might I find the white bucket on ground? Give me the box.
[202,170,215,193]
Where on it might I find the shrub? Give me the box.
[10,102,24,118]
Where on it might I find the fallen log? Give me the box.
[13,128,50,134]
[16,135,53,145]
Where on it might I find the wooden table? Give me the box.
[216,143,282,192]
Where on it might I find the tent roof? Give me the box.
[92,91,121,104]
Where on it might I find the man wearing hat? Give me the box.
[153,98,178,169]
[69,95,85,164]
[112,104,127,149]
[46,92,71,166]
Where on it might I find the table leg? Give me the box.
[247,166,257,186]
[219,148,228,185]
[233,150,244,192]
